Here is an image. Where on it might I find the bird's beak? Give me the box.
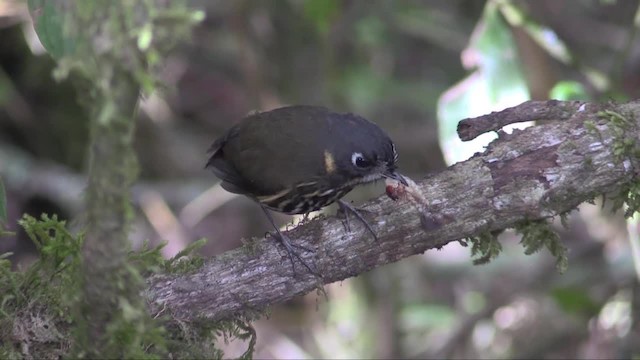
[383,170,408,186]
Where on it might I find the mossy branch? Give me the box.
[147,99,640,324]
[27,1,203,357]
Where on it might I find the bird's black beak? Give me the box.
[383,170,408,186]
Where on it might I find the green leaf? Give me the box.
[549,81,589,101]
[137,24,153,51]
[303,0,339,34]
[551,287,599,315]
[437,1,530,164]
[401,304,456,330]
[0,177,6,223]
[28,0,76,59]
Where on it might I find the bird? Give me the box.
[206,105,406,274]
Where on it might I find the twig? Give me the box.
[456,100,589,141]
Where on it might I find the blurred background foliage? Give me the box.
[1,0,639,358]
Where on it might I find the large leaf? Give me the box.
[437,1,530,165]
[27,0,76,59]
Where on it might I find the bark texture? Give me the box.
[147,100,640,323]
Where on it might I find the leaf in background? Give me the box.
[340,66,386,114]
[549,81,590,101]
[401,304,456,330]
[551,287,600,316]
[303,0,339,34]
[437,1,530,165]
[0,177,7,223]
[355,16,386,48]
[27,0,76,59]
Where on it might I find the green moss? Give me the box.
[466,230,503,265]
[16,2,256,358]
[583,106,640,219]
[594,107,640,218]
[611,181,640,217]
[0,214,80,359]
[162,315,258,360]
[464,220,569,272]
[0,215,257,359]
[515,220,568,273]
[164,241,208,275]
[583,119,600,139]
[130,238,208,276]
[597,109,638,163]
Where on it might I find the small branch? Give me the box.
[146,99,640,323]
[457,100,587,141]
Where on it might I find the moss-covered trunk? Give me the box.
[79,68,142,356]
[27,1,203,356]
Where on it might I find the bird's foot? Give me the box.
[260,205,320,277]
[336,199,379,241]
[267,231,319,276]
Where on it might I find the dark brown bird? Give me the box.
[206,105,406,274]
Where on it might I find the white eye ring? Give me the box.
[351,152,370,168]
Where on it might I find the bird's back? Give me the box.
[208,106,342,197]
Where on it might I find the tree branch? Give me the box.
[146,99,640,323]
[456,99,587,141]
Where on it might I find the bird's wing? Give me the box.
[205,127,252,195]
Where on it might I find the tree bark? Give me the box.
[146,99,640,323]
[81,68,141,346]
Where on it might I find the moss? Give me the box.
[17,2,256,358]
[162,315,257,360]
[611,181,640,218]
[594,107,640,218]
[466,230,503,265]
[166,238,208,268]
[130,238,208,276]
[515,220,568,273]
[596,109,639,162]
[28,2,209,357]
[0,214,80,359]
[464,220,569,273]
[583,119,600,139]
[0,215,258,359]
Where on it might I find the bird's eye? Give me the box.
[351,152,372,168]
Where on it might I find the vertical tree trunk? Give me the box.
[80,68,141,355]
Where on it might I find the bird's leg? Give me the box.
[337,199,379,241]
[260,205,318,275]
[300,212,312,223]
